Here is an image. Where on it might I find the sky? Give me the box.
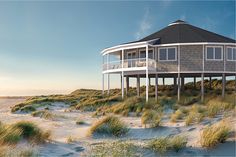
[0,1,235,96]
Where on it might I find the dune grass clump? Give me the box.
[89,115,129,137]
[76,119,86,125]
[170,109,184,122]
[87,141,139,157]
[20,105,36,113]
[147,135,187,154]
[200,120,231,148]
[11,121,51,143]
[170,135,187,152]
[141,109,162,128]
[110,97,144,116]
[31,110,54,120]
[184,105,206,126]
[0,125,22,144]
[0,144,37,157]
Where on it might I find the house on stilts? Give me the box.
[101,20,236,101]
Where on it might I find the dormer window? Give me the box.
[227,47,236,61]
[206,46,223,60]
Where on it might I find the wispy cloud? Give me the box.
[135,8,152,40]
[180,14,186,21]
[201,16,218,31]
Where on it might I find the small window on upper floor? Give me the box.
[227,47,236,61]
[158,47,176,61]
[206,46,223,60]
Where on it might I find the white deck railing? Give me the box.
[103,58,156,71]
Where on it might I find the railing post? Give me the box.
[121,49,124,99]
[146,45,149,102]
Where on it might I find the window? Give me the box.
[206,46,223,60]
[139,49,154,59]
[158,47,176,61]
[227,47,236,61]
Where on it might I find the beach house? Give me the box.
[101,20,236,101]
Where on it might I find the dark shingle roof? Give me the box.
[131,20,235,45]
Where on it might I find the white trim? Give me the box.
[153,42,236,47]
[205,46,223,61]
[226,46,236,61]
[158,47,177,62]
[102,42,236,56]
[103,70,236,74]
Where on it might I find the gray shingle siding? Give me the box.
[204,45,224,71]
[156,47,178,72]
[180,45,203,72]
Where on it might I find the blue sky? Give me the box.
[0,1,235,96]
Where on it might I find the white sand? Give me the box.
[0,97,235,157]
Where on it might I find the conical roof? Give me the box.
[133,20,235,44]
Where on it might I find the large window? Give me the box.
[158,47,176,61]
[227,47,236,61]
[139,49,154,59]
[206,46,223,60]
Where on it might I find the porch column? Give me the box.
[177,73,181,101]
[107,74,110,95]
[146,46,149,102]
[194,77,196,89]
[222,74,225,98]
[155,74,158,101]
[174,76,177,93]
[181,76,185,90]
[102,74,104,95]
[209,77,212,89]
[162,78,165,85]
[121,49,124,99]
[201,73,204,102]
[137,75,140,97]
[126,76,129,95]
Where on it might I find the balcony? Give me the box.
[102,58,156,71]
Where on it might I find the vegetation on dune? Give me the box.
[76,119,86,125]
[89,115,129,137]
[0,121,49,157]
[200,120,231,148]
[0,145,37,157]
[141,109,162,128]
[147,135,187,154]
[31,110,66,120]
[86,141,140,157]
[171,109,184,122]
[11,121,51,143]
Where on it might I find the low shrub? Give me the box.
[31,110,54,120]
[200,120,231,148]
[20,105,36,113]
[170,109,184,122]
[0,125,22,144]
[141,109,162,128]
[170,135,187,152]
[89,115,129,137]
[76,119,86,125]
[148,137,170,154]
[207,103,221,118]
[11,121,51,143]
[147,135,187,154]
[87,141,139,157]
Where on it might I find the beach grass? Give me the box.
[200,120,231,148]
[89,115,129,137]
